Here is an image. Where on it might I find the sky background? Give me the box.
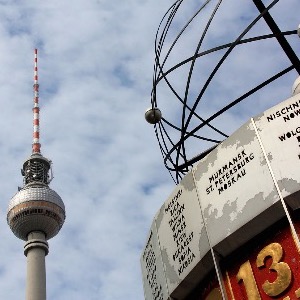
[0,0,298,299]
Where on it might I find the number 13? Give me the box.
[237,243,292,299]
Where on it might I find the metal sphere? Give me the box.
[292,77,300,95]
[145,107,162,124]
[7,184,65,241]
[149,0,300,183]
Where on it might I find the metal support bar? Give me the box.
[252,0,300,74]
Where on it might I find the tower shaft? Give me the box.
[24,231,48,300]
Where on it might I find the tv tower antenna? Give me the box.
[33,48,41,154]
[7,49,66,300]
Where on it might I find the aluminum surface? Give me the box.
[7,184,65,240]
[8,185,65,212]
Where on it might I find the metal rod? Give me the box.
[252,0,300,74]
[33,49,41,153]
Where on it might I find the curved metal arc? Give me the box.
[175,144,219,173]
[154,55,229,138]
[154,0,213,95]
[252,0,300,74]
[165,0,282,179]
[154,0,182,55]
[152,29,296,110]
[155,1,287,174]
[155,30,297,85]
[156,121,188,175]
[162,117,222,143]
[154,123,177,183]
[152,0,183,108]
[156,120,185,169]
[155,123,184,178]
[157,0,212,72]
[181,0,223,138]
[153,61,229,141]
[151,0,299,182]
[152,31,280,107]
[159,120,189,170]
[182,0,280,136]
[154,0,183,73]
[164,64,294,170]
[179,0,223,175]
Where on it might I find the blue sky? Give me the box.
[0,0,298,299]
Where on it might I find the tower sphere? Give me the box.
[7,183,65,241]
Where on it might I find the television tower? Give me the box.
[7,49,66,300]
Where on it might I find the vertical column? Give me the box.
[24,231,49,300]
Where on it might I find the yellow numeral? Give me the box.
[237,260,261,300]
[256,243,291,297]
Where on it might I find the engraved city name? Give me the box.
[266,99,300,123]
[164,189,182,214]
[206,150,254,195]
[278,126,300,141]
[277,125,300,160]
[142,232,164,300]
[164,188,196,276]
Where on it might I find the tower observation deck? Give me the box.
[7,49,66,300]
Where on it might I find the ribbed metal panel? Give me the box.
[7,185,65,241]
[8,186,65,211]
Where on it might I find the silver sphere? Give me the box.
[7,184,65,241]
[145,107,162,124]
[292,77,300,95]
